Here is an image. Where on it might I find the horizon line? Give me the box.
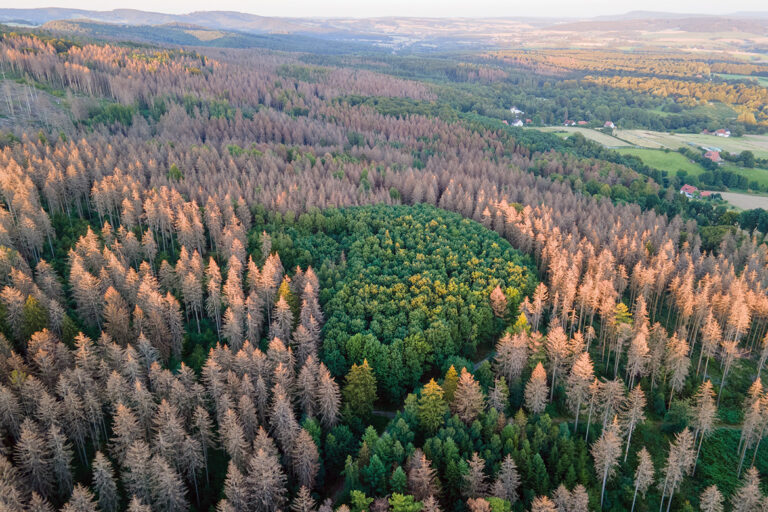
[4,7,768,20]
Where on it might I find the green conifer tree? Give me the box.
[343,360,378,420]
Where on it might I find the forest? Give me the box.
[484,49,768,129]
[1,25,768,512]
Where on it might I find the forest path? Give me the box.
[474,351,495,370]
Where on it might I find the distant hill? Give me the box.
[591,10,716,21]
[4,8,768,32]
[0,9,566,35]
[4,8,768,53]
[0,8,176,26]
[550,16,768,34]
[36,19,385,54]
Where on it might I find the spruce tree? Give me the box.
[343,360,377,420]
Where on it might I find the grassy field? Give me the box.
[714,73,768,87]
[615,130,768,158]
[711,191,768,210]
[533,126,632,147]
[688,102,738,124]
[531,126,768,190]
[615,147,706,175]
[720,164,768,187]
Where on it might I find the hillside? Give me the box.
[38,19,380,53]
[4,8,768,52]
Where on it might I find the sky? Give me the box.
[7,0,768,18]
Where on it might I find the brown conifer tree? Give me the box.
[451,368,485,424]
[525,363,549,415]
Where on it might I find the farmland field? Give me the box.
[533,126,632,147]
[721,164,768,187]
[615,129,768,158]
[715,73,768,87]
[711,190,768,210]
[614,147,706,175]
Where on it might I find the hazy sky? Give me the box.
[9,0,768,18]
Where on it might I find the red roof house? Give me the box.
[704,150,722,163]
[680,184,698,198]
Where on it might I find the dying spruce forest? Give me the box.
[2,11,768,512]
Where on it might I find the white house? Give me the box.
[511,119,524,127]
[510,106,524,116]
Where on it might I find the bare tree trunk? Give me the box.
[573,396,582,434]
[624,424,635,462]
[631,481,640,512]
[549,367,557,402]
[666,489,675,512]
[659,473,669,512]
[600,466,609,508]
[737,444,748,477]
[692,434,704,476]
[585,401,594,442]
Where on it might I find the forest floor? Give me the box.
[0,78,73,131]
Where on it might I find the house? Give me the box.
[680,184,698,198]
[604,121,616,129]
[679,185,714,199]
[525,118,533,124]
[564,120,576,126]
[577,120,588,125]
[714,129,731,137]
[704,150,722,163]
[510,106,524,115]
[511,119,524,127]
[502,120,509,125]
